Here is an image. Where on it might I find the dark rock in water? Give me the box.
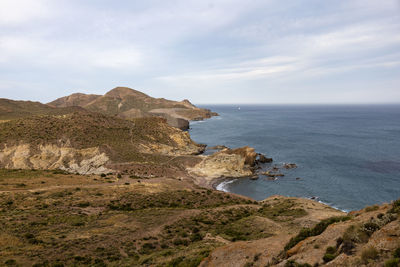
[296,177,301,180]
[257,153,273,163]
[283,163,297,169]
[262,171,284,177]
[249,175,259,180]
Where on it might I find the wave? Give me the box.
[216,179,237,192]
[316,199,350,213]
[216,179,350,212]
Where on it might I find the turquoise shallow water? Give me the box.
[189,105,400,211]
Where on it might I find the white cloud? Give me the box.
[0,0,50,25]
[0,36,145,71]
[0,0,399,103]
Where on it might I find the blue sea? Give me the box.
[189,105,400,212]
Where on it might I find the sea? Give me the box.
[189,105,400,212]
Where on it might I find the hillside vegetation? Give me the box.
[48,87,217,129]
[0,170,349,267]
[0,110,204,175]
[0,98,83,120]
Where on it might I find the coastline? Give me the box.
[212,176,350,213]
[190,105,400,213]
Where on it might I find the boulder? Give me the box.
[257,153,273,163]
[262,171,285,177]
[225,146,258,166]
[283,163,297,169]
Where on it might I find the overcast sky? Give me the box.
[1,0,400,104]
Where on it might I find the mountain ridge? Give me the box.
[48,87,218,129]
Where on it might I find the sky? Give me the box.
[0,0,400,104]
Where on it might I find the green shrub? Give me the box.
[362,222,380,236]
[336,237,343,248]
[385,258,400,267]
[323,253,336,263]
[190,233,203,242]
[4,259,16,266]
[340,240,356,255]
[365,205,379,212]
[342,224,369,244]
[74,256,92,264]
[284,216,350,251]
[389,199,400,214]
[394,247,400,258]
[326,246,336,254]
[77,202,90,208]
[284,260,311,267]
[361,246,379,263]
[139,242,157,254]
[167,256,184,266]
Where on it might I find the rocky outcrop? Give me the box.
[139,131,205,156]
[284,163,297,169]
[0,144,111,174]
[257,153,273,163]
[188,146,258,186]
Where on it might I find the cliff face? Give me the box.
[0,110,204,174]
[0,144,110,175]
[48,87,218,129]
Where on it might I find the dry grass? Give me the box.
[0,169,258,266]
[0,110,198,163]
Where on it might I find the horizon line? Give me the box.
[194,102,400,106]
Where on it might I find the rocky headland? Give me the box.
[47,87,218,130]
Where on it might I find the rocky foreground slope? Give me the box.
[0,169,398,267]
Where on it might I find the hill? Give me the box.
[0,98,84,120]
[0,110,204,175]
[0,169,398,266]
[48,87,218,129]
